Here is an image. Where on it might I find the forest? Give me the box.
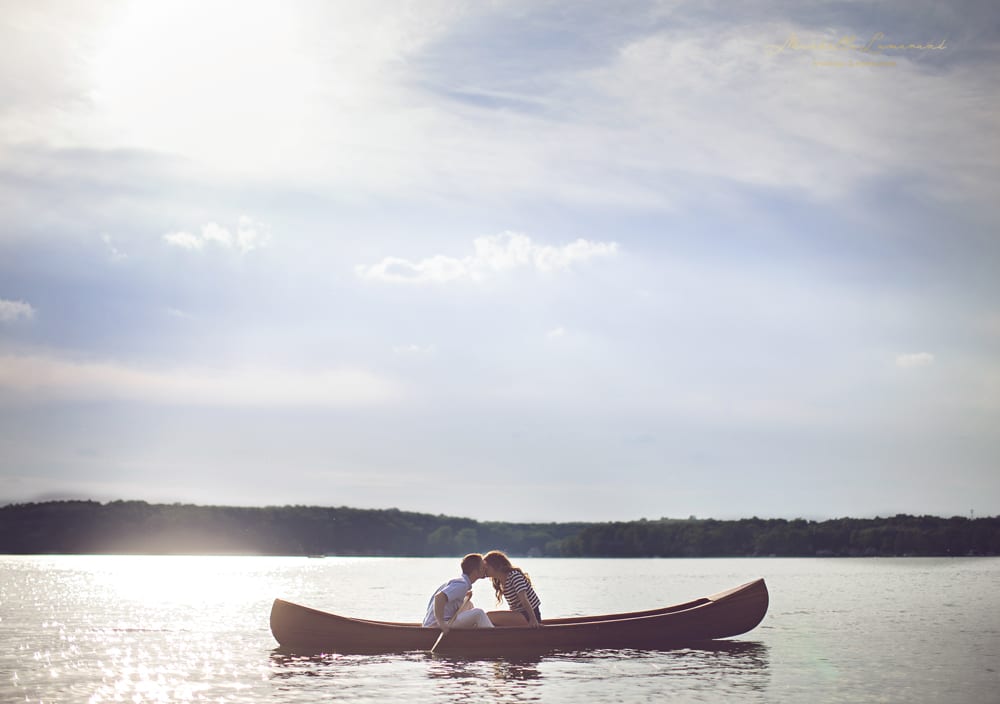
[1,500,997,557]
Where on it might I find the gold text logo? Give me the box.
[766,32,947,57]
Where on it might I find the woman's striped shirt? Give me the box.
[502,569,541,614]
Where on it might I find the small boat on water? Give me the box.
[269,578,768,655]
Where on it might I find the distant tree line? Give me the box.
[561,515,1000,557]
[0,501,587,557]
[1,501,997,557]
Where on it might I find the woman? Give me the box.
[483,550,542,628]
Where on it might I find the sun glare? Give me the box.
[88,2,315,165]
[86,555,265,608]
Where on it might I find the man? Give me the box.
[422,552,495,631]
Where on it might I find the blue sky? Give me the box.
[1,1,997,521]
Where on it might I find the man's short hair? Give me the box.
[461,553,484,575]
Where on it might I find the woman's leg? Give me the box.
[487,610,530,627]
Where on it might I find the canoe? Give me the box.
[269,577,768,655]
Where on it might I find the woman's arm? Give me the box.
[514,590,540,628]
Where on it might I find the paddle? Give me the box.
[430,593,471,653]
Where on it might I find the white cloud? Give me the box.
[163,231,203,250]
[546,326,567,340]
[165,307,194,320]
[235,216,269,252]
[422,22,980,206]
[0,354,400,407]
[0,299,36,322]
[357,231,618,284]
[393,344,436,356]
[101,233,127,261]
[201,222,233,247]
[896,352,935,368]
[163,216,270,253]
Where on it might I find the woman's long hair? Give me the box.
[484,550,532,604]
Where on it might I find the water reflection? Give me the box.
[428,653,542,681]
[488,657,544,682]
[426,654,543,703]
[269,641,769,702]
[269,649,408,678]
[571,643,769,685]
[268,650,540,702]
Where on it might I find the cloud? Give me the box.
[357,231,618,283]
[163,231,204,250]
[165,307,195,320]
[546,326,567,340]
[393,344,436,356]
[3,3,995,218]
[0,299,36,322]
[581,22,1000,205]
[101,233,128,261]
[201,222,233,247]
[163,216,270,253]
[896,352,935,368]
[0,354,400,407]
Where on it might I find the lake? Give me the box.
[2,556,997,702]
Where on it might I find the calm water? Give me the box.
[1,556,998,703]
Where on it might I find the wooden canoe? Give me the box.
[269,577,768,655]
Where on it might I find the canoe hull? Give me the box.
[270,578,768,655]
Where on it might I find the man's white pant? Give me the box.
[449,607,494,629]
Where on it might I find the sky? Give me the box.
[0,0,998,522]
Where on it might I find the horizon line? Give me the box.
[1,497,992,524]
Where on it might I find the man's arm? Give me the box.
[434,591,450,631]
